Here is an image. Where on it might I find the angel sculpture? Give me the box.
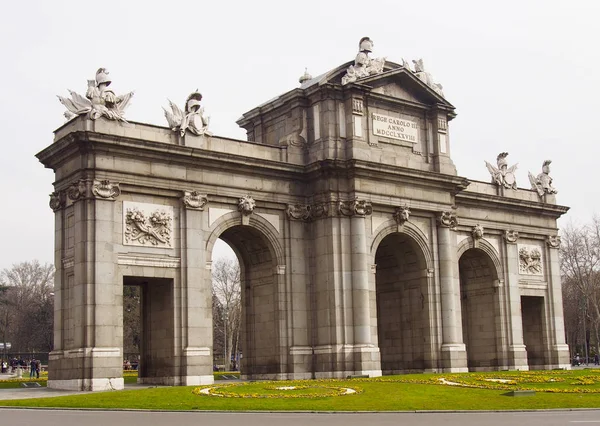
[163,91,212,137]
[57,68,133,122]
[485,152,518,190]
[528,160,557,197]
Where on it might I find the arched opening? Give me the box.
[458,248,500,370]
[211,239,241,373]
[375,232,430,373]
[216,224,280,379]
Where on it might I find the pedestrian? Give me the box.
[595,354,599,366]
[29,359,36,378]
[35,359,41,379]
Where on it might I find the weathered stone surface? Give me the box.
[39,46,570,391]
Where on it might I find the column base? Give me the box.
[549,344,571,369]
[441,343,468,372]
[138,375,214,386]
[508,345,529,371]
[48,378,124,391]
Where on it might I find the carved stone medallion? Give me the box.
[546,235,561,249]
[286,204,311,221]
[339,199,373,217]
[393,206,410,226]
[504,230,519,244]
[437,211,458,229]
[92,179,121,200]
[181,191,208,210]
[471,224,484,240]
[238,195,256,216]
[49,191,64,212]
[67,179,88,201]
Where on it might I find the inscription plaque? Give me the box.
[372,112,418,143]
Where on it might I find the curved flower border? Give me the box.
[192,380,361,399]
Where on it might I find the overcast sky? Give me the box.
[1,0,598,271]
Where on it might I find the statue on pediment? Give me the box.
[341,37,386,85]
[485,152,518,190]
[529,160,557,197]
[412,59,445,97]
[164,91,212,137]
[58,68,134,122]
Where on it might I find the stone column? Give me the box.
[503,230,529,370]
[546,236,571,368]
[437,211,467,372]
[340,199,381,377]
[179,191,214,385]
[49,179,123,391]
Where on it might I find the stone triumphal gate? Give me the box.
[40,39,570,391]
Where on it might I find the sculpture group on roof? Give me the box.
[529,160,557,197]
[55,62,558,200]
[58,68,134,122]
[341,37,386,85]
[163,91,212,137]
[485,152,518,190]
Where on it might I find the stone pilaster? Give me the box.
[340,199,381,376]
[436,211,467,372]
[545,236,571,369]
[503,230,529,370]
[179,191,214,385]
[49,179,124,391]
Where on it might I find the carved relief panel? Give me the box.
[517,244,543,276]
[123,201,174,248]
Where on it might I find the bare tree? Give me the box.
[560,217,600,361]
[0,260,55,355]
[212,257,241,370]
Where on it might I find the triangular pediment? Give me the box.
[303,61,453,109]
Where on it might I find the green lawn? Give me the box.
[2,370,600,411]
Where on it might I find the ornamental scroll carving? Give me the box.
[124,202,173,247]
[286,203,330,221]
[286,204,311,221]
[437,211,458,230]
[518,244,543,276]
[92,180,121,200]
[393,206,410,226]
[339,199,373,217]
[546,235,561,249]
[181,191,208,210]
[504,230,519,244]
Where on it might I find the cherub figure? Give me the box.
[164,91,212,137]
[529,160,557,197]
[58,68,134,122]
[485,152,518,190]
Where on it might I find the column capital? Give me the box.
[546,235,561,249]
[339,199,372,217]
[181,190,208,210]
[504,230,519,244]
[92,179,121,200]
[437,210,458,229]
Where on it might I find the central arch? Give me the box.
[373,225,433,374]
[206,213,285,380]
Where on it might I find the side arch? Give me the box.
[456,237,504,282]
